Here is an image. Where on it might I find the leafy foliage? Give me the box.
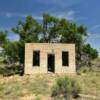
[51,76,81,99]
[0,31,7,46]
[39,14,88,67]
[12,16,41,42]
[0,13,98,75]
[83,44,98,59]
[0,65,23,76]
[11,16,41,64]
[3,41,19,64]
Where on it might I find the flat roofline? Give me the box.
[25,43,75,45]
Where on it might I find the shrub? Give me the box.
[0,65,24,76]
[82,44,98,59]
[51,76,81,99]
[77,66,90,75]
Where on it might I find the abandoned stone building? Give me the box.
[25,43,76,74]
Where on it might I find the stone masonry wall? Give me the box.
[25,43,76,74]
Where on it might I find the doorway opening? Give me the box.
[47,54,55,73]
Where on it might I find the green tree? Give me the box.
[8,14,99,66]
[40,13,59,42]
[0,31,7,46]
[1,14,98,75]
[12,16,41,65]
[3,41,19,64]
[40,14,88,66]
[83,44,98,59]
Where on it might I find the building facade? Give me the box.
[25,43,76,74]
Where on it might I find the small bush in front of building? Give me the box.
[51,76,81,99]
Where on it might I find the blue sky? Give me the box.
[0,0,100,53]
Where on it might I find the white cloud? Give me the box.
[51,10,76,20]
[58,10,88,21]
[53,10,77,20]
[0,12,27,18]
[0,27,11,31]
[0,12,43,21]
[33,16,42,20]
[0,10,78,21]
[89,25,100,31]
[88,33,100,41]
[75,17,88,21]
[93,25,100,29]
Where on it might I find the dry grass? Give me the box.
[0,74,52,100]
[0,72,99,100]
[75,72,100,96]
[0,58,100,99]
